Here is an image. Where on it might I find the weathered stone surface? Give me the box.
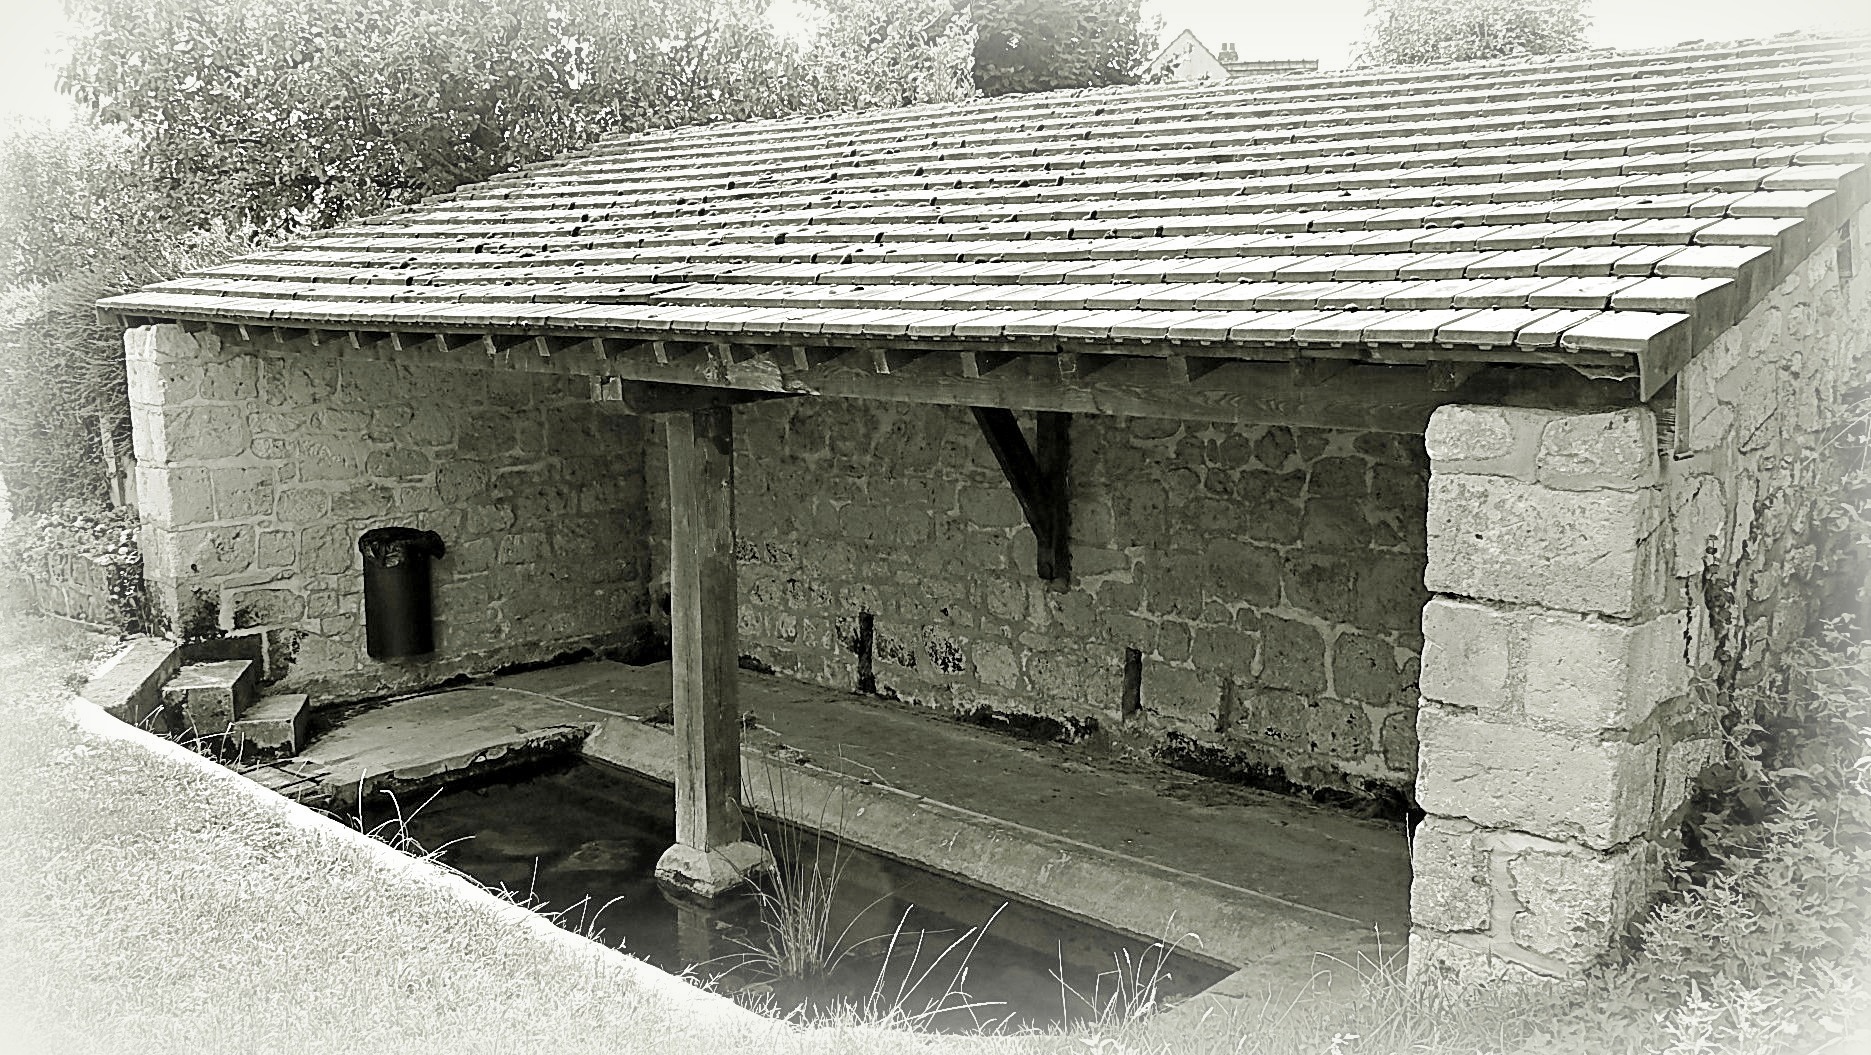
[1536,409,1658,491]
[1423,405,1540,478]
[1409,817,1491,932]
[1415,706,1658,849]
[1425,473,1662,618]
[1419,599,1519,712]
[1331,631,1411,705]
[160,659,257,737]
[703,400,1432,799]
[82,637,182,732]
[1658,737,1721,822]
[1406,931,1559,990]
[654,840,774,900]
[132,326,652,704]
[1505,839,1655,964]
[229,692,311,757]
[1522,611,1689,731]
[164,405,252,462]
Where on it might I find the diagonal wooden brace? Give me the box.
[970,407,1071,583]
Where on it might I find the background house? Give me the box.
[1150,29,1319,82]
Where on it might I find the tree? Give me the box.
[964,0,1156,98]
[1356,0,1588,67]
[0,115,243,511]
[59,0,816,234]
[797,0,975,110]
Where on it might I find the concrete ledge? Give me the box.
[80,637,182,732]
[584,717,1385,973]
[66,694,766,1029]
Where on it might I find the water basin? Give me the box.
[366,758,1231,1032]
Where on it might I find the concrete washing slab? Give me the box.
[247,658,1410,992]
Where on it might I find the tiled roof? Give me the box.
[103,34,1871,397]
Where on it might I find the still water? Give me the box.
[366,759,1228,1032]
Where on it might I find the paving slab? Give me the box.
[266,685,602,809]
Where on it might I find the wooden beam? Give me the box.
[970,407,1071,583]
[1034,410,1071,583]
[617,382,800,416]
[1428,360,1484,392]
[666,405,742,853]
[959,350,1016,378]
[325,331,1642,434]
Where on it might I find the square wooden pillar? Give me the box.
[653,405,770,898]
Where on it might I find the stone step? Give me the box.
[160,660,257,739]
[81,638,182,733]
[229,693,311,759]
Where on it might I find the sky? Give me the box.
[1142,0,1871,67]
[3,0,1869,124]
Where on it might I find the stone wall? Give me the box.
[648,401,1430,805]
[128,325,653,702]
[1408,207,1871,983]
[9,550,142,630]
[1670,206,1871,691]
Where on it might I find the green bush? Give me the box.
[0,497,149,632]
[0,116,247,516]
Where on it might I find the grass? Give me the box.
[0,609,1069,1055]
[7,604,1868,1053]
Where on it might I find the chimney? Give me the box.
[1217,42,1238,63]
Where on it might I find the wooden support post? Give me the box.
[654,405,771,899]
[970,407,1072,584]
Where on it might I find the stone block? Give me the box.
[135,466,214,528]
[164,405,252,462]
[1203,539,1282,606]
[1333,631,1413,706]
[162,526,256,580]
[1658,737,1721,823]
[228,587,307,630]
[1354,557,1431,634]
[1415,707,1658,849]
[160,660,258,737]
[1380,708,1419,774]
[82,637,183,732]
[1409,817,1491,932]
[213,466,276,520]
[1424,406,1544,479]
[1419,599,1519,712]
[1144,663,1222,728]
[1257,616,1325,694]
[1667,470,1728,577]
[1535,409,1659,491]
[1522,611,1690,731]
[229,693,310,757]
[1425,473,1663,618]
[1406,931,1558,990]
[1504,839,1655,965]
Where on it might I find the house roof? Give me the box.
[104,34,1871,400]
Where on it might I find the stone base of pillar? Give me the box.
[654,840,774,900]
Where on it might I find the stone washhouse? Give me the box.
[103,35,1871,984]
